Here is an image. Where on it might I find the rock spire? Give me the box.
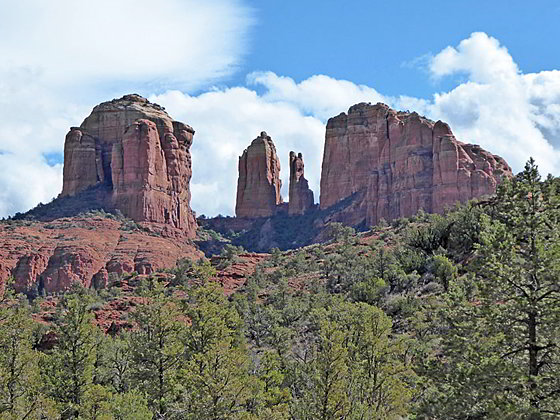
[288,151,314,215]
[235,132,283,218]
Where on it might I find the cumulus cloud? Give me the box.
[398,32,560,176]
[0,0,253,218]
[3,25,560,220]
[156,33,560,217]
[0,0,253,90]
[247,72,387,120]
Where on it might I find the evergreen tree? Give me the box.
[42,288,99,418]
[0,303,57,419]
[174,282,255,420]
[128,281,185,417]
[427,160,560,418]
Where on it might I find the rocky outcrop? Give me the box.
[61,94,196,235]
[288,151,314,215]
[235,132,283,218]
[320,103,512,226]
[0,215,201,294]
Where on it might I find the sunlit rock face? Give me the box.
[235,131,283,218]
[320,102,512,226]
[61,94,196,235]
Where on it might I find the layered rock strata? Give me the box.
[288,151,314,215]
[0,216,201,294]
[61,94,196,235]
[320,102,512,225]
[235,132,283,218]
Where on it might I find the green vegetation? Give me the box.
[1,159,560,418]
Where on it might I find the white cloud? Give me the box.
[398,32,560,176]
[3,25,560,220]
[0,0,253,218]
[429,32,519,83]
[0,154,63,217]
[151,88,325,217]
[247,72,387,120]
[156,33,560,217]
[0,0,253,90]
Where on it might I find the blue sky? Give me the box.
[234,0,560,97]
[1,0,560,217]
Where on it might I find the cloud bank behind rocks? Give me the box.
[2,28,560,219]
[155,33,560,216]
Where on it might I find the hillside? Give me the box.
[2,160,559,419]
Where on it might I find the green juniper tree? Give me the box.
[0,302,56,419]
[42,288,99,418]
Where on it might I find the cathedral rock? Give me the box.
[320,103,512,226]
[235,132,283,218]
[61,94,197,236]
[288,151,314,215]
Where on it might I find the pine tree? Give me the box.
[428,159,560,418]
[173,282,255,420]
[128,280,185,417]
[42,289,99,418]
[0,303,57,419]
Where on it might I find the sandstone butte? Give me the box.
[320,102,512,226]
[236,131,283,218]
[62,94,196,234]
[288,151,314,215]
[1,98,514,296]
[0,94,202,295]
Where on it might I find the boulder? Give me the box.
[235,132,283,218]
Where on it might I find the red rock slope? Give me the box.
[0,215,201,294]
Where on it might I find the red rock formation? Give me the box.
[212,253,270,295]
[320,103,512,225]
[235,132,283,218]
[0,215,201,294]
[61,94,196,235]
[288,151,314,215]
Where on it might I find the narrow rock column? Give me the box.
[235,132,283,218]
[288,151,314,215]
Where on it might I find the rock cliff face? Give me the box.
[288,151,314,215]
[61,94,196,235]
[235,132,283,218]
[320,103,512,226]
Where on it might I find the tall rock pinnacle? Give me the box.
[235,132,283,218]
[288,151,314,215]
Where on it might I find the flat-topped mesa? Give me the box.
[60,94,196,236]
[320,102,512,226]
[236,132,283,218]
[288,151,314,215]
